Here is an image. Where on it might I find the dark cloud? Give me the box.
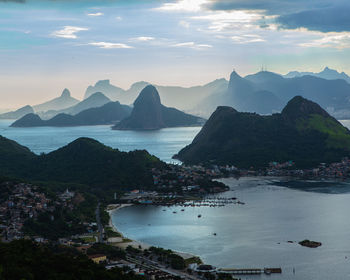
[277,6,350,32]
[207,0,350,32]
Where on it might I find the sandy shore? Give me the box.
[107,204,198,260]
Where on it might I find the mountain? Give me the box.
[175,96,350,168]
[113,85,204,130]
[84,79,228,112]
[85,79,125,100]
[284,67,350,83]
[33,89,79,113]
[197,69,350,118]
[0,135,36,176]
[0,105,34,120]
[40,92,111,119]
[11,102,131,127]
[0,136,164,187]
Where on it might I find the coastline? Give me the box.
[106,203,198,260]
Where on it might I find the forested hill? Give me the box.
[176,96,350,168]
[0,136,165,189]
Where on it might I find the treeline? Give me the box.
[0,239,144,280]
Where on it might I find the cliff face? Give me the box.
[175,96,350,168]
[113,85,204,130]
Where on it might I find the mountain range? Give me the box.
[284,67,350,83]
[113,85,204,130]
[38,92,111,120]
[84,79,228,112]
[11,101,131,127]
[33,88,79,113]
[196,69,350,119]
[176,96,350,168]
[0,105,34,120]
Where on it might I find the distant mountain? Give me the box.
[84,79,228,112]
[284,67,350,83]
[0,105,34,120]
[11,101,131,127]
[196,69,350,118]
[40,92,111,120]
[0,136,164,187]
[33,89,79,113]
[113,85,204,130]
[85,80,125,100]
[176,96,350,168]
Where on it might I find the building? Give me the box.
[88,254,107,264]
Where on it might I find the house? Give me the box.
[88,254,107,264]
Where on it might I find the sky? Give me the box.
[0,0,350,108]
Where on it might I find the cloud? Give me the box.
[299,32,350,49]
[51,26,88,39]
[88,42,133,49]
[179,20,190,28]
[132,36,155,41]
[207,0,350,32]
[156,0,209,12]
[87,12,104,17]
[115,16,122,21]
[173,41,212,49]
[231,34,265,44]
[192,10,262,32]
[277,6,350,33]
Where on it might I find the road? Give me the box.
[95,202,104,243]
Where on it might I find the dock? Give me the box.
[218,267,282,275]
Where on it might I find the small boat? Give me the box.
[213,233,217,236]
[173,211,177,214]
[198,214,202,218]
[181,209,185,211]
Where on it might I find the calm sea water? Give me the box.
[112,177,350,280]
[0,120,200,163]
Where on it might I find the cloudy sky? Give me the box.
[1,0,350,107]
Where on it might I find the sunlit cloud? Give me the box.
[231,34,265,44]
[87,12,104,17]
[132,36,155,42]
[192,10,263,32]
[299,32,350,49]
[88,42,133,49]
[156,0,209,12]
[173,41,212,49]
[51,26,88,39]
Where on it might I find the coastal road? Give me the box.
[95,202,104,243]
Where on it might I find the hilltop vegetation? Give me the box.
[176,96,350,168]
[0,239,143,280]
[0,136,165,189]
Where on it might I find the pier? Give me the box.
[218,267,282,275]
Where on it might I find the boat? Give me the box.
[198,214,202,218]
[181,209,185,211]
[213,233,217,236]
[173,211,177,214]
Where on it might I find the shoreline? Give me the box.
[106,203,198,260]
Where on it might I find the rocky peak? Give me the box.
[61,88,71,98]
